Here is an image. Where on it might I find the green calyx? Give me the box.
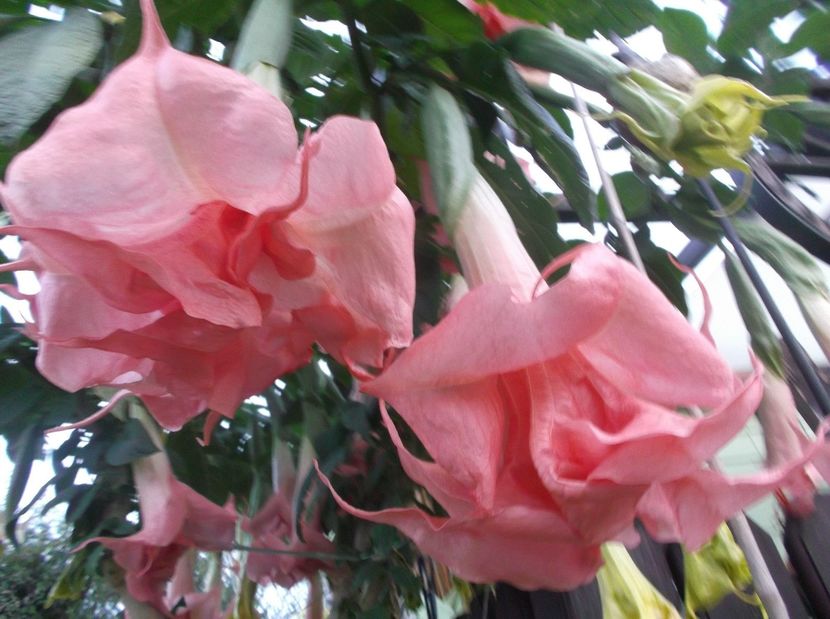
[683,524,765,619]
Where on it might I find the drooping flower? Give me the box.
[0,0,415,427]
[243,439,334,588]
[320,171,825,589]
[81,434,238,615]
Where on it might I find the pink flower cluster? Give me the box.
[2,0,826,606]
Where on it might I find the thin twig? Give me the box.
[569,81,645,271]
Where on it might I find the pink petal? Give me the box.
[288,118,416,364]
[639,422,830,549]
[575,246,733,408]
[2,0,299,247]
[378,377,506,511]
[318,465,602,591]
[297,117,397,223]
[378,401,478,517]
[527,358,761,543]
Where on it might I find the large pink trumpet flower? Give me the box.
[320,173,825,589]
[0,0,414,426]
[82,445,237,616]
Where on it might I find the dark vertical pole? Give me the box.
[697,179,830,418]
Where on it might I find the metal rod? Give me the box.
[697,178,830,417]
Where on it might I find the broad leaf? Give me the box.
[658,8,718,74]
[453,42,594,228]
[718,0,796,56]
[0,7,102,144]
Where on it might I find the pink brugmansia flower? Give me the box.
[82,445,237,615]
[244,440,334,587]
[320,173,825,589]
[244,492,334,588]
[164,551,229,619]
[0,0,414,428]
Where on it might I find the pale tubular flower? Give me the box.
[451,171,540,302]
[597,542,681,619]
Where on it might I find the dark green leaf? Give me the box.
[718,0,796,56]
[4,423,43,543]
[340,401,373,438]
[487,0,658,38]
[788,10,830,58]
[597,172,651,222]
[65,483,99,523]
[658,8,718,74]
[406,0,484,46]
[104,418,159,466]
[453,42,594,228]
[117,0,239,61]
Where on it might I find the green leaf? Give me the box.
[117,0,238,61]
[4,423,43,544]
[718,0,796,56]
[453,42,594,228]
[406,0,484,46]
[421,85,476,232]
[487,0,658,38]
[787,10,830,58]
[104,418,159,466]
[788,100,830,129]
[763,109,805,149]
[597,172,651,222]
[477,138,568,267]
[658,8,718,74]
[723,250,785,377]
[0,7,102,144]
[46,546,89,607]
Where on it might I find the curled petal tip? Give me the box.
[45,389,132,434]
